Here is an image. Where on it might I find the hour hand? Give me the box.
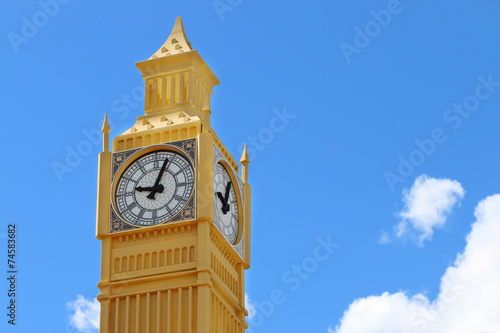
[136,186,154,192]
[217,191,225,203]
[146,184,164,199]
[216,191,230,214]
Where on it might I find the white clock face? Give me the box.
[214,163,239,244]
[115,150,194,226]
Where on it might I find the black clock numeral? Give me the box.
[137,163,146,173]
[154,153,159,168]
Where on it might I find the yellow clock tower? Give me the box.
[95,17,251,333]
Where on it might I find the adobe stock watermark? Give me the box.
[339,0,405,64]
[340,0,425,64]
[7,0,73,54]
[51,85,144,183]
[246,235,338,331]
[384,74,500,192]
[407,276,465,333]
[212,0,244,21]
[236,106,296,163]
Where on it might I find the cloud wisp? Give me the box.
[381,175,465,246]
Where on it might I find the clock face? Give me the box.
[214,163,239,244]
[115,150,195,226]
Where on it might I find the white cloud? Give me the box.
[67,295,100,332]
[393,175,465,245]
[331,194,500,333]
[245,293,257,320]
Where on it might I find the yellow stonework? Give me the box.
[95,17,251,333]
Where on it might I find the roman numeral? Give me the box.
[122,177,135,182]
[138,163,146,173]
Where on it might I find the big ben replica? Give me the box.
[95,17,251,333]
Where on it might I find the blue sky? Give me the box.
[1,1,500,332]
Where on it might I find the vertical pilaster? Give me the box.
[99,297,110,333]
[179,73,185,102]
[196,130,214,333]
[197,220,212,333]
[152,79,158,107]
[170,75,176,104]
[96,151,111,238]
[197,132,214,219]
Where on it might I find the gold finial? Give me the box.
[149,16,193,60]
[240,143,250,183]
[102,113,110,152]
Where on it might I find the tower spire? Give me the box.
[240,143,250,183]
[149,16,193,59]
[101,112,110,152]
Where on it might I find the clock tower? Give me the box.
[95,17,251,333]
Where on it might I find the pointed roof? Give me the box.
[101,112,110,133]
[240,143,250,164]
[149,17,193,60]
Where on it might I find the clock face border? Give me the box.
[214,161,241,245]
[213,145,245,257]
[109,139,197,234]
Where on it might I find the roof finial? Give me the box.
[149,16,193,60]
[102,113,110,152]
[240,144,250,183]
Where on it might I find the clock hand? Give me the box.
[223,182,232,214]
[136,186,154,192]
[216,191,229,214]
[224,182,232,203]
[147,157,169,199]
[137,185,164,193]
[216,191,225,204]
[215,182,232,214]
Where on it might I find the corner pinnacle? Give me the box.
[240,144,250,183]
[102,113,110,152]
[101,112,110,133]
[240,143,250,164]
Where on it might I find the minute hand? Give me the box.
[224,182,232,203]
[222,182,232,214]
[147,157,169,199]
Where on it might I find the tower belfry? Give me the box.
[95,17,251,333]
